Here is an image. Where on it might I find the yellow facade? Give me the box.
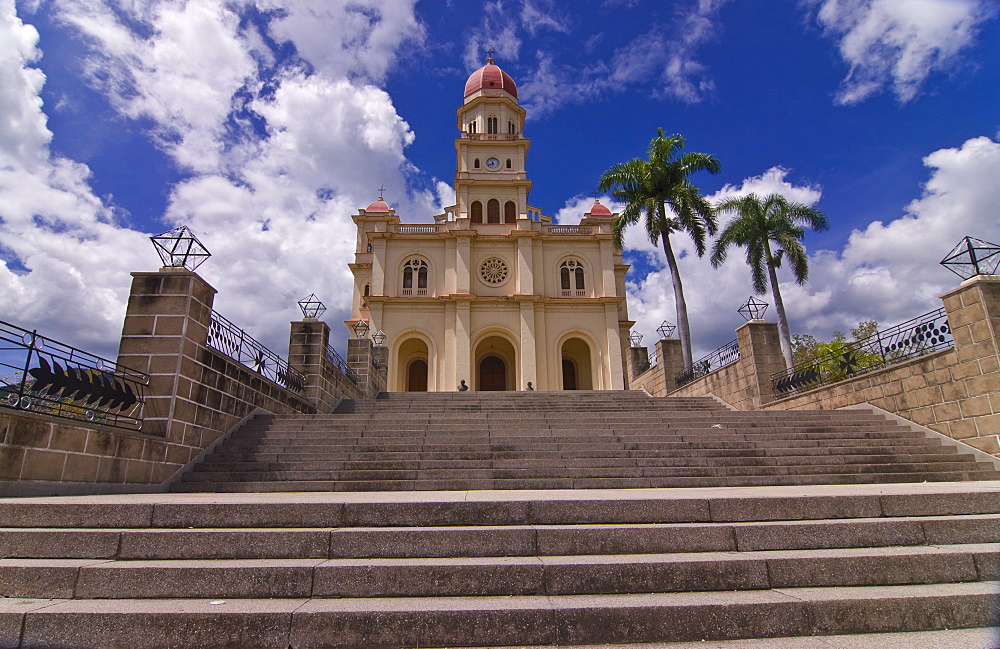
[347,59,633,391]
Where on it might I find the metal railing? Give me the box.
[547,226,593,235]
[675,339,740,388]
[207,312,305,392]
[325,343,359,386]
[772,307,953,396]
[0,320,148,431]
[394,225,438,234]
[465,133,519,141]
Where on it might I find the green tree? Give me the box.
[597,129,721,369]
[711,193,829,369]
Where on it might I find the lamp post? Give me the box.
[353,320,370,338]
[628,331,643,347]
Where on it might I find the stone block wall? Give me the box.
[0,409,193,496]
[762,276,1000,457]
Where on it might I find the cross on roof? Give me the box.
[377,184,385,199]
[486,47,495,62]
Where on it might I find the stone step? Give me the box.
[3,543,996,599]
[181,460,998,484]
[191,451,968,473]
[4,513,997,559]
[3,582,997,649]
[173,471,1000,492]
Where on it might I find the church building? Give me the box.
[347,57,634,391]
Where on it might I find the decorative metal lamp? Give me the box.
[372,330,387,346]
[628,331,643,347]
[150,225,211,271]
[656,321,676,339]
[940,236,1000,279]
[297,294,327,319]
[352,320,370,338]
[738,296,769,322]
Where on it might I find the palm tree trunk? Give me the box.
[661,232,693,370]
[767,258,793,369]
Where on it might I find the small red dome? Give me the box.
[464,59,518,100]
[365,198,390,213]
[589,200,612,217]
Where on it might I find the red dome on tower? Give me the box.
[464,57,518,100]
[589,200,612,217]
[365,197,390,213]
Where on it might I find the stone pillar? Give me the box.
[347,337,386,398]
[116,269,216,443]
[736,320,786,408]
[628,346,650,380]
[288,319,334,412]
[656,338,685,392]
[939,275,1000,454]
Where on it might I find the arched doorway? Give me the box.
[473,334,516,391]
[407,359,428,392]
[561,337,594,390]
[479,356,506,391]
[396,337,430,392]
[562,359,577,390]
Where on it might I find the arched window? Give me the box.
[487,116,498,134]
[471,201,483,223]
[402,258,429,296]
[468,121,477,134]
[487,199,500,224]
[505,158,512,169]
[504,201,516,223]
[560,260,586,296]
[508,121,516,135]
[473,158,480,169]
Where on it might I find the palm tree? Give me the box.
[711,193,829,369]
[597,129,721,370]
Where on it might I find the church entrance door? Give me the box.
[562,359,577,390]
[407,359,428,392]
[479,356,507,391]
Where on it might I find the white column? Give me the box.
[604,303,626,390]
[456,300,472,389]
[519,302,537,390]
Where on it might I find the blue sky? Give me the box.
[2,0,999,363]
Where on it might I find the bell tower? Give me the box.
[455,54,532,224]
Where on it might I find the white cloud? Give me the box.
[709,167,823,207]
[806,0,996,104]
[798,135,1000,332]
[262,0,425,83]
[519,0,731,116]
[2,0,434,359]
[0,1,149,355]
[52,0,258,174]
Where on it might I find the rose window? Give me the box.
[479,257,510,286]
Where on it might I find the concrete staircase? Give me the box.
[0,485,998,648]
[173,392,1000,492]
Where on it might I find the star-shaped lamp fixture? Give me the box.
[656,321,676,339]
[738,296,769,322]
[297,294,327,319]
[940,236,1000,280]
[150,226,211,272]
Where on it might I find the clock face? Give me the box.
[485,157,500,170]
